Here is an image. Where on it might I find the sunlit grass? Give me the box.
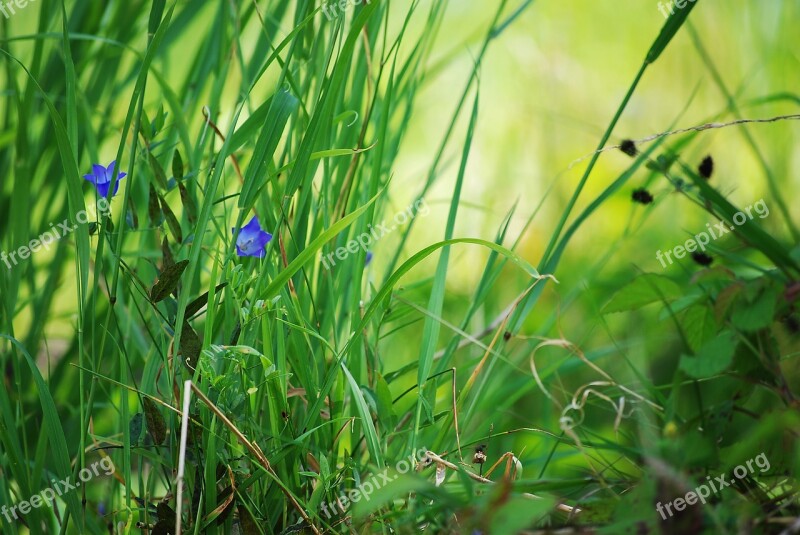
[1,1,798,534]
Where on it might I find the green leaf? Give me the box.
[148,183,162,226]
[141,109,154,140]
[129,412,144,445]
[341,364,384,469]
[238,89,298,210]
[143,397,167,445]
[682,162,800,273]
[375,373,396,430]
[0,335,84,527]
[172,148,184,180]
[602,274,681,313]
[352,475,433,518]
[489,495,556,535]
[153,104,166,134]
[185,283,228,318]
[150,259,189,303]
[679,330,737,378]
[147,0,167,41]
[714,282,743,323]
[645,0,700,64]
[148,152,168,189]
[680,304,717,353]
[180,321,202,370]
[790,244,800,263]
[161,236,175,269]
[178,181,197,224]
[160,194,183,243]
[303,237,542,432]
[262,189,385,299]
[677,429,717,467]
[226,97,275,156]
[731,286,778,332]
[418,394,434,425]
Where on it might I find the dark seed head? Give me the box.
[620,139,638,157]
[632,188,654,204]
[691,251,713,266]
[698,156,714,179]
[784,314,799,334]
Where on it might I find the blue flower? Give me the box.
[83,160,127,197]
[232,216,272,257]
[365,250,373,266]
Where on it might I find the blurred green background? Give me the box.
[1,0,799,533]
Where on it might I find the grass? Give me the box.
[1,1,799,534]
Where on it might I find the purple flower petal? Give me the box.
[110,175,124,196]
[90,164,107,184]
[233,216,272,257]
[95,181,111,198]
[84,161,127,197]
[242,217,262,233]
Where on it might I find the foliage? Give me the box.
[1,1,798,534]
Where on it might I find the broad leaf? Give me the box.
[150,259,189,302]
[679,330,737,379]
[143,397,167,445]
[603,274,681,313]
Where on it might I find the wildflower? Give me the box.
[619,139,638,157]
[691,251,713,266]
[232,216,272,257]
[365,251,373,266]
[632,188,654,204]
[83,161,127,197]
[698,155,714,179]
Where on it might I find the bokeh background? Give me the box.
[1,0,799,532]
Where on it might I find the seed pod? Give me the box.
[632,188,654,205]
[698,156,714,179]
[620,139,638,157]
[691,251,713,266]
